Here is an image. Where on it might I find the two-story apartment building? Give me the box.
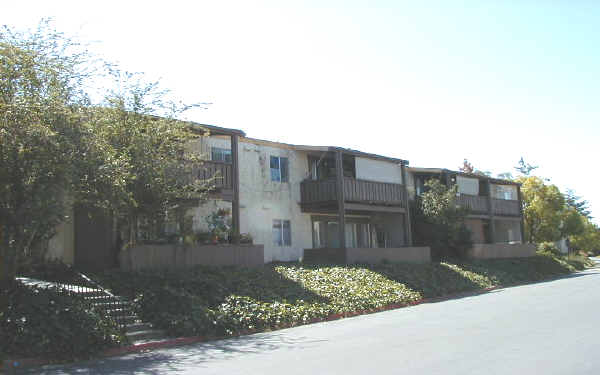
[189,133,423,263]
[406,167,535,258]
[45,123,533,269]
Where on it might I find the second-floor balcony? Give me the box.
[456,194,521,217]
[300,178,406,211]
[187,160,233,190]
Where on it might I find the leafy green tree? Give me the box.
[81,69,208,247]
[517,176,585,243]
[412,179,472,259]
[0,22,90,295]
[570,218,600,255]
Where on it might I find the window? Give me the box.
[211,147,232,163]
[273,219,291,246]
[270,156,289,182]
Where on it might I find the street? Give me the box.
[28,263,600,374]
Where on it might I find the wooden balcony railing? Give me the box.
[456,194,488,214]
[457,194,520,217]
[189,160,233,190]
[491,198,521,216]
[300,178,405,207]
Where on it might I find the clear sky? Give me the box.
[3,1,599,220]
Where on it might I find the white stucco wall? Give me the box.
[456,176,479,195]
[355,157,403,184]
[188,137,313,263]
[238,140,312,262]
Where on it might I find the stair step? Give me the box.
[126,329,166,342]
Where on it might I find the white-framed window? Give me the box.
[273,219,291,246]
[270,156,289,182]
[211,147,232,163]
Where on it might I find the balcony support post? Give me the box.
[335,150,346,252]
[231,134,241,244]
[486,180,496,243]
[517,184,525,243]
[400,162,413,246]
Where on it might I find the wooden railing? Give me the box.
[457,194,520,217]
[300,178,405,207]
[456,194,489,214]
[190,160,233,190]
[492,198,521,216]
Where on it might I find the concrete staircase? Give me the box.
[19,276,167,345]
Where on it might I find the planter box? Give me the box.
[466,243,536,259]
[303,247,431,264]
[119,244,264,271]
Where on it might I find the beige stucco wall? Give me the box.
[466,243,536,259]
[46,209,75,264]
[189,137,313,263]
[355,157,402,184]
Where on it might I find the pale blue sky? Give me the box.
[3,1,599,220]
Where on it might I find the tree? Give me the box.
[0,21,91,295]
[0,22,210,301]
[412,179,472,259]
[570,218,600,255]
[81,69,208,247]
[514,157,538,176]
[517,176,585,243]
[564,189,592,219]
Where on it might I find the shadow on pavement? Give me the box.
[26,332,328,375]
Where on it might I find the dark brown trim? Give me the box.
[517,184,525,243]
[231,135,241,243]
[190,123,245,137]
[335,150,346,250]
[400,163,413,246]
[486,180,496,243]
[344,203,406,213]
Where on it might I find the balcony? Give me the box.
[182,160,232,197]
[491,198,520,216]
[456,194,520,217]
[456,194,488,215]
[300,178,406,211]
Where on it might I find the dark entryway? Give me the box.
[74,205,116,271]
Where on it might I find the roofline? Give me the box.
[189,122,246,137]
[408,167,520,186]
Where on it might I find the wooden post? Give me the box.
[400,162,413,246]
[335,150,346,251]
[231,135,241,244]
[517,184,525,243]
[486,180,496,243]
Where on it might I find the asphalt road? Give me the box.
[26,261,600,375]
